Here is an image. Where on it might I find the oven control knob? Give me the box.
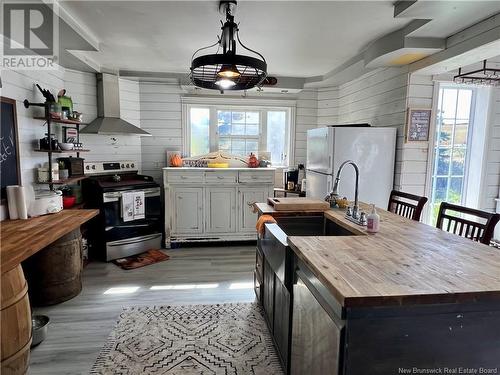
[86,165,90,170]
[92,165,96,170]
[121,163,125,168]
[126,164,130,168]
[131,163,135,168]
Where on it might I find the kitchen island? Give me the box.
[255,202,500,375]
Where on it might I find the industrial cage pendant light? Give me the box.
[190,0,267,91]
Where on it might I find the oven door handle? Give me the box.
[107,233,162,247]
[103,188,160,202]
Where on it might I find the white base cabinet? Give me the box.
[164,168,274,246]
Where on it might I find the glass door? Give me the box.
[428,85,475,224]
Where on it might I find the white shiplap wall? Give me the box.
[139,82,183,182]
[482,86,500,212]
[294,88,318,165]
[400,74,434,196]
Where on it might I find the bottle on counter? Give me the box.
[367,204,380,233]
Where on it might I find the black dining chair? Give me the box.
[436,202,500,245]
[387,190,428,221]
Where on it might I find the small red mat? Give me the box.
[113,249,170,270]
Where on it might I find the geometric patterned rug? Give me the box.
[90,303,284,375]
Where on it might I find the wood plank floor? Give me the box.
[29,245,257,375]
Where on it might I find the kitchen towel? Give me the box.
[121,191,145,222]
[6,185,19,220]
[121,192,135,222]
[133,191,145,220]
[15,186,28,220]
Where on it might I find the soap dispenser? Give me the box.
[367,204,380,233]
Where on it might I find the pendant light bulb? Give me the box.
[217,64,241,79]
[215,78,236,89]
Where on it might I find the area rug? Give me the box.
[112,249,169,270]
[90,303,284,375]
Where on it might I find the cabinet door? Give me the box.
[172,187,203,234]
[274,278,291,372]
[262,258,275,331]
[291,274,343,375]
[239,188,268,232]
[205,187,236,233]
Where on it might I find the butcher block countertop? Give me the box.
[258,202,500,308]
[1,209,98,274]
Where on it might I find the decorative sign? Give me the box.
[1,97,21,200]
[406,108,431,142]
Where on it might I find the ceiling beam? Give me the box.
[394,1,418,18]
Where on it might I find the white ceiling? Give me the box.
[61,1,500,77]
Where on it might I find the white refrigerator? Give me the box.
[306,126,397,208]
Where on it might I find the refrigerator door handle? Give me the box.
[328,156,332,170]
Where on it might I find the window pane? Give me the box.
[451,148,466,176]
[232,112,245,123]
[190,108,209,156]
[441,89,458,118]
[453,123,468,146]
[232,124,245,135]
[246,140,258,154]
[438,121,453,146]
[456,90,472,119]
[449,177,463,203]
[267,111,287,165]
[246,112,259,124]
[436,148,450,175]
[219,138,230,151]
[246,124,259,136]
[435,177,448,201]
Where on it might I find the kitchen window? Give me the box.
[183,99,295,167]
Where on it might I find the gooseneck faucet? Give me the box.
[331,160,360,219]
[325,160,366,225]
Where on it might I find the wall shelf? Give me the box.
[34,149,90,153]
[33,116,85,126]
[36,176,87,185]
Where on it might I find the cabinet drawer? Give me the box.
[166,171,204,184]
[239,171,274,184]
[205,171,237,184]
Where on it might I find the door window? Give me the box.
[428,86,475,224]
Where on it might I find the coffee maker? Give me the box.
[284,168,299,190]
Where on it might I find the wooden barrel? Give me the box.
[1,265,32,375]
[23,229,83,306]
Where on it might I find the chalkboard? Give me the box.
[406,108,431,142]
[1,97,21,201]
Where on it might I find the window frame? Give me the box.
[424,83,477,224]
[181,97,296,167]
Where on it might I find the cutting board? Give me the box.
[267,197,330,211]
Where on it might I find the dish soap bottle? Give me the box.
[367,204,380,233]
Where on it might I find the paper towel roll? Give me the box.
[6,185,19,220]
[15,186,28,220]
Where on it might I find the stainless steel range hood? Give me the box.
[80,73,151,136]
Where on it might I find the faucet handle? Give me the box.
[359,211,367,225]
[346,206,353,217]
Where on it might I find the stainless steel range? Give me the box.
[83,161,162,261]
